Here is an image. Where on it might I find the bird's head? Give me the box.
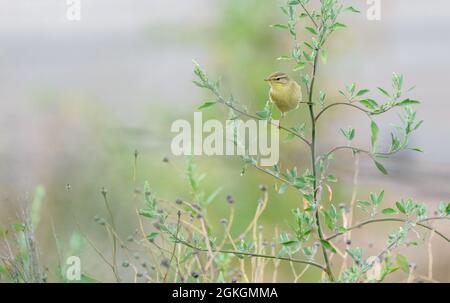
[264,72,290,88]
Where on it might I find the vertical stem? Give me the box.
[308,48,335,282]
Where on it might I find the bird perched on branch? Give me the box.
[265,72,302,117]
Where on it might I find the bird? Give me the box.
[264,72,302,117]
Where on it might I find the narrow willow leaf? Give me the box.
[382,208,398,215]
[271,24,289,30]
[396,254,410,273]
[198,101,217,110]
[331,22,346,31]
[293,62,306,71]
[305,26,318,35]
[278,183,289,194]
[277,55,291,61]
[397,99,420,106]
[396,201,406,214]
[344,6,361,13]
[320,240,336,253]
[359,99,378,110]
[378,87,390,98]
[356,89,370,97]
[374,160,388,175]
[371,120,379,148]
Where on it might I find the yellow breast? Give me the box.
[269,81,302,113]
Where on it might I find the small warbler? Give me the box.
[264,72,302,116]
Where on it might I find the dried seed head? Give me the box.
[134,253,140,260]
[162,157,169,163]
[136,272,143,278]
[101,187,107,197]
[93,215,100,222]
[231,277,238,283]
[98,219,106,226]
[175,198,183,205]
[226,195,235,204]
[141,262,147,268]
[259,184,267,192]
[339,203,346,209]
[122,261,130,268]
[127,235,134,242]
[220,218,228,225]
[346,240,352,245]
[161,259,170,268]
[191,271,200,279]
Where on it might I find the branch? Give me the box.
[315,101,396,123]
[174,236,326,272]
[315,102,370,122]
[326,217,450,243]
[219,97,311,147]
[299,2,318,28]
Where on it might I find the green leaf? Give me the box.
[356,89,370,97]
[293,62,306,71]
[377,87,390,98]
[326,175,337,183]
[396,201,406,214]
[277,55,291,61]
[280,240,298,247]
[370,120,379,148]
[198,101,217,110]
[271,24,289,30]
[397,99,420,106]
[373,160,388,175]
[146,232,160,242]
[396,254,410,273]
[410,148,424,153]
[344,6,361,13]
[320,240,336,253]
[278,183,289,194]
[256,111,269,119]
[382,208,398,215]
[305,27,318,35]
[359,99,378,110]
[331,22,346,31]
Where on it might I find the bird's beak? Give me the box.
[264,78,270,82]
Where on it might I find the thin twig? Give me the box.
[326,217,449,242]
[163,211,181,282]
[173,236,326,272]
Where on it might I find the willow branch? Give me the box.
[174,236,326,272]
[299,2,318,28]
[326,217,450,242]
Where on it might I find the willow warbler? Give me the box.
[265,72,302,116]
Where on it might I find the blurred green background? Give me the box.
[0,0,449,282]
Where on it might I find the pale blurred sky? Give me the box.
[0,0,450,200]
